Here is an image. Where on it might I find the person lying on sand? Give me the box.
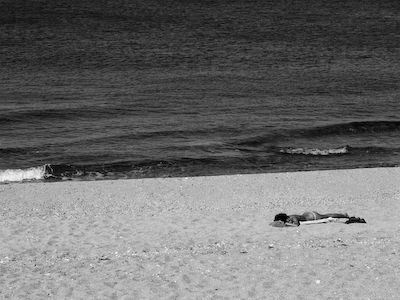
[270,211,366,227]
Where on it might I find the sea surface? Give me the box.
[1,0,400,182]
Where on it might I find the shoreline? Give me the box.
[1,167,400,298]
[1,163,399,184]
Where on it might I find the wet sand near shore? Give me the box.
[1,167,400,299]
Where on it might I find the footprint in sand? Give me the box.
[182,274,191,284]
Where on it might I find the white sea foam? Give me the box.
[280,146,349,156]
[0,165,47,182]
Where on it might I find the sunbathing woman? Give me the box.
[271,211,354,227]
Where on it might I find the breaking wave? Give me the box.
[279,146,350,156]
[0,165,48,182]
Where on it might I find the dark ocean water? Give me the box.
[1,0,400,182]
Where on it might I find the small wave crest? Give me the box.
[235,120,400,147]
[0,165,48,182]
[302,121,400,138]
[279,146,350,156]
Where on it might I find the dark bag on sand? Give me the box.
[345,217,366,224]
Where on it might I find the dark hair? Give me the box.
[274,213,288,223]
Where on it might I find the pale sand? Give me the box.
[1,167,400,299]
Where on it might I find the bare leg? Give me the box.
[316,212,349,219]
[301,212,349,221]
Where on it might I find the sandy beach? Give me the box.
[1,167,400,299]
